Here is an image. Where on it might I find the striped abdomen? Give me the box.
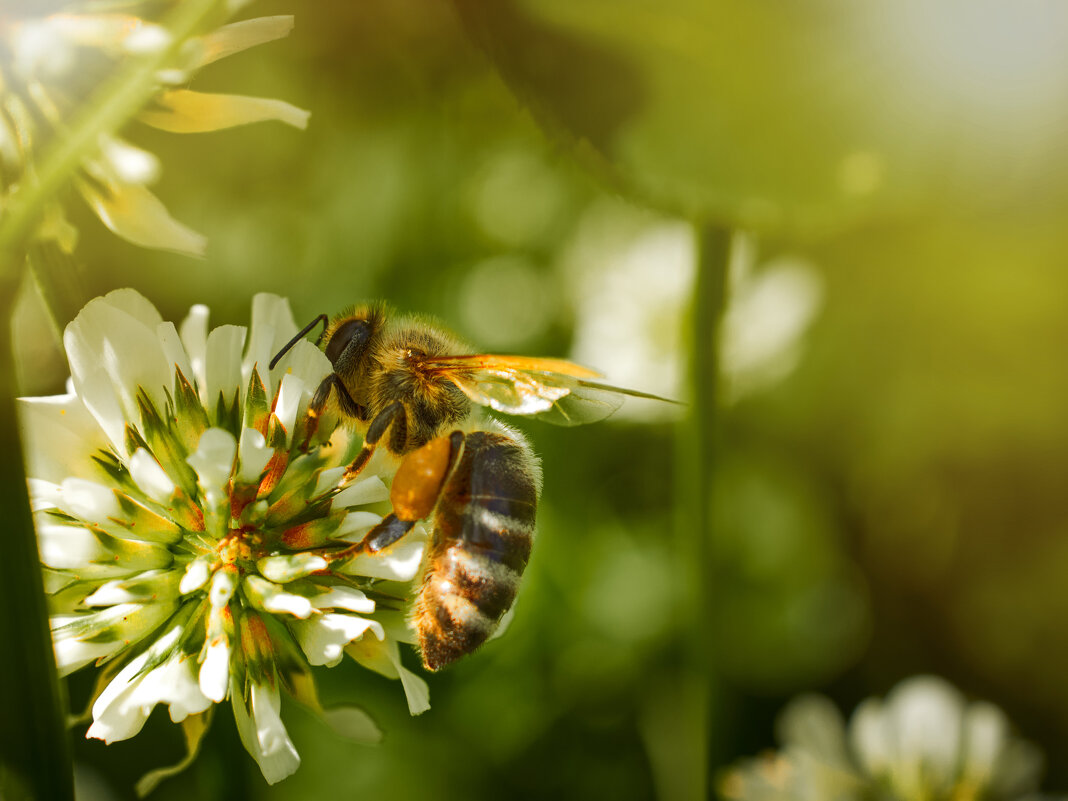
[414,430,539,671]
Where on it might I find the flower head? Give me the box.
[0,3,308,255]
[721,676,1048,801]
[20,290,429,793]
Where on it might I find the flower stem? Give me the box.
[27,243,90,343]
[692,226,735,773]
[0,0,227,321]
[690,226,729,633]
[0,285,74,801]
[660,224,732,801]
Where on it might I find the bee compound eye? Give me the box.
[326,318,372,365]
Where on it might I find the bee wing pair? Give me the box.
[421,354,677,426]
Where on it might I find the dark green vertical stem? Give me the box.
[670,225,732,801]
[690,226,730,615]
[0,273,74,801]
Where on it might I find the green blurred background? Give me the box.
[14,1,1068,798]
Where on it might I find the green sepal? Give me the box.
[84,525,175,571]
[136,387,198,498]
[172,367,210,454]
[237,609,276,686]
[270,509,346,550]
[51,598,178,648]
[128,599,202,681]
[254,416,291,499]
[47,581,99,614]
[110,489,184,543]
[84,569,183,608]
[41,508,78,524]
[176,597,210,654]
[242,367,270,437]
[41,568,81,595]
[259,612,311,687]
[264,452,329,524]
[212,388,241,437]
[237,498,269,529]
[91,449,138,493]
[165,485,206,533]
[123,422,153,462]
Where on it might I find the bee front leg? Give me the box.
[342,401,408,482]
[302,374,365,451]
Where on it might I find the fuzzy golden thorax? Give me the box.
[366,319,473,451]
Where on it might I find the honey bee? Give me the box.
[270,304,669,671]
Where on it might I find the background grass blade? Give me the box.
[0,284,74,801]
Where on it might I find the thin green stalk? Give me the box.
[0,8,233,795]
[0,282,73,801]
[690,226,730,630]
[661,224,732,801]
[28,243,89,343]
[693,226,734,780]
[0,0,227,323]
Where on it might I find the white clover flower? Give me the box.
[19,289,430,794]
[0,4,308,255]
[721,676,1054,801]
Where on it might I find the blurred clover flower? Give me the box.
[721,676,1055,801]
[0,2,308,256]
[18,290,429,794]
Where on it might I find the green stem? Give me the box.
[693,226,733,778]
[691,226,730,619]
[28,243,89,343]
[0,280,73,801]
[0,0,227,322]
[662,225,732,801]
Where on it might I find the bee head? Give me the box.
[323,303,387,371]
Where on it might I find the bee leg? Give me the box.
[342,431,464,558]
[389,430,464,518]
[342,401,408,482]
[358,513,415,553]
[325,512,415,567]
[302,374,365,450]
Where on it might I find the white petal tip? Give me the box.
[123,25,171,54]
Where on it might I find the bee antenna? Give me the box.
[270,314,328,370]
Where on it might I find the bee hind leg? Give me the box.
[360,513,416,552]
[336,431,464,560]
[325,513,414,566]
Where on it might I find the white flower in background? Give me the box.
[0,4,308,255]
[720,235,823,403]
[19,290,429,794]
[561,202,823,415]
[720,676,1055,801]
[561,200,693,421]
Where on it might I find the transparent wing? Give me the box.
[424,354,601,378]
[425,354,676,427]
